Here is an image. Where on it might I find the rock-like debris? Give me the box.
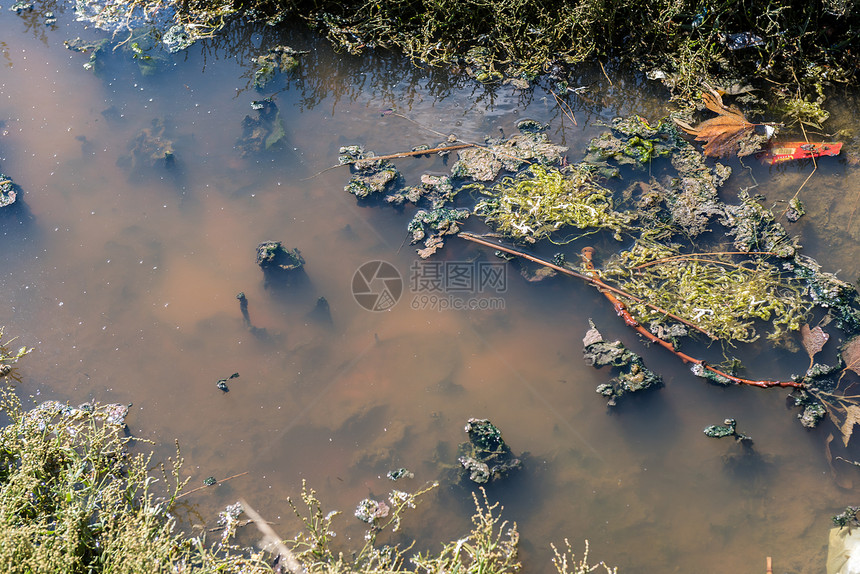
[583,321,663,406]
[457,418,522,484]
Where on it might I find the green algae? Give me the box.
[584,116,673,168]
[601,240,811,343]
[475,164,635,244]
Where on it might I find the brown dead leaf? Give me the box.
[801,324,829,362]
[674,87,756,158]
[840,405,860,446]
[843,335,860,376]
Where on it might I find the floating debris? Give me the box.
[307,296,332,325]
[457,418,522,484]
[22,400,131,433]
[703,418,752,443]
[340,146,401,198]
[256,241,305,274]
[758,141,843,165]
[722,31,765,51]
[355,498,390,524]
[237,292,251,326]
[583,321,663,406]
[64,37,109,72]
[237,99,286,156]
[451,130,567,181]
[386,468,414,481]
[216,372,239,393]
[407,207,469,258]
[162,24,196,53]
[386,174,455,208]
[119,118,175,171]
[0,173,17,207]
[253,46,306,89]
[72,0,229,52]
[217,501,244,542]
[8,1,33,12]
[785,197,806,223]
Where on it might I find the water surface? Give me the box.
[2,7,860,573]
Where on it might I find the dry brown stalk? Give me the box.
[550,90,577,126]
[241,498,305,574]
[459,233,803,388]
[175,471,249,500]
[352,143,475,163]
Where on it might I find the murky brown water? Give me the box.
[3,7,860,573]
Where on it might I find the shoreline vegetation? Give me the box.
[0,347,615,572]
[91,0,860,110]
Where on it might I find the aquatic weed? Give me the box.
[474,164,636,244]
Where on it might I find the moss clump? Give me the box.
[584,116,674,168]
[340,146,401,198]
[475,164,635,244]
[585,321,663,406]
[451,132,568,182]
[253,45,306,89]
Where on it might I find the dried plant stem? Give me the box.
[459,232,802,388]
[241,498,306,574]
[550,90,577,126]
[175,471,249,500]
[352,143,475,163]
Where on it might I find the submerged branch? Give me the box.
[351,143,475,163]
[459,232,804,389]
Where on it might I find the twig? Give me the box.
[550,90,577,126]
[241,498,305,574]
[175,471,250,500]
[300,143,474,181]
[352,143,474,163]
[458,232,714,337]
[598,60,613,86]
